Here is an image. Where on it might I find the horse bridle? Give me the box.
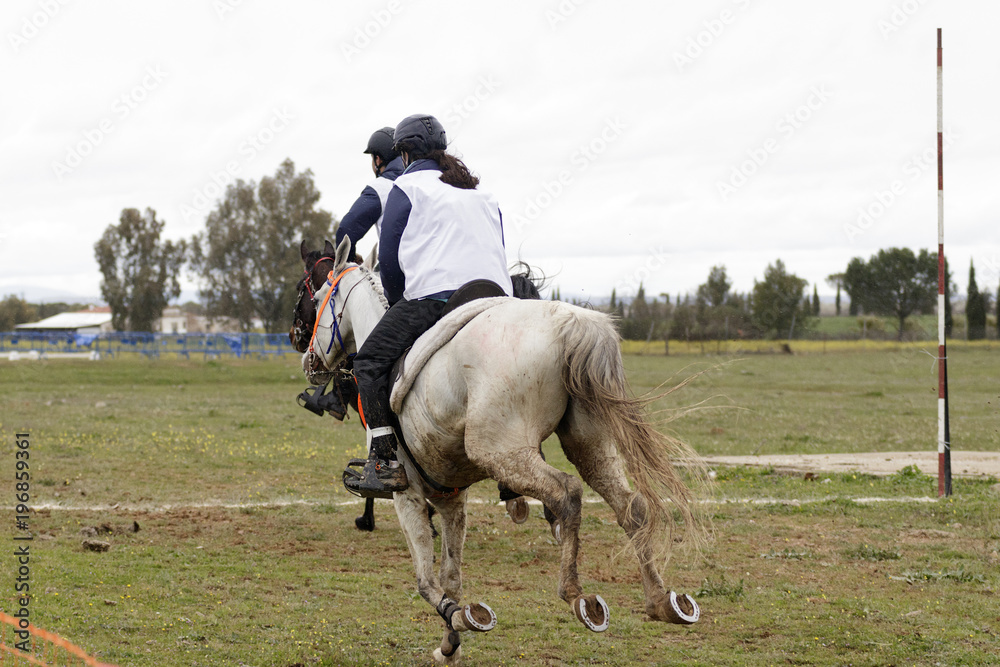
[302,256,335,300]
[305,265,366,380]
[291,255,335,353]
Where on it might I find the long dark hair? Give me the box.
[510,261,546,300]
[423,149,480,190]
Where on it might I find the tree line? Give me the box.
[555,249,998,342]
[5,158,996,339]
[92,159,333,333]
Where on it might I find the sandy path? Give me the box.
[702,450,1000,479]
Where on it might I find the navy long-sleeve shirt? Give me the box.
[335,156,404,259]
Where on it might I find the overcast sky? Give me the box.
[2,0,998,305]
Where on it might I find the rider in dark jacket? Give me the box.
[300,128,404,422]
[336,127,406,260]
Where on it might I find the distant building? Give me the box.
[155,307,196,334]
[15,305,114,334]
[17,304,265,335]
[153,307,261,334]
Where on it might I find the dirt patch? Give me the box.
[702,450,1000,479]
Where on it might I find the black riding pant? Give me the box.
[353,298,446,455]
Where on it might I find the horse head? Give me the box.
[289,239,339,353]
[294,236,387,381]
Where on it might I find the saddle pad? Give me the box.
[389,296,509,414]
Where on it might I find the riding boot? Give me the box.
[343,395,408,498]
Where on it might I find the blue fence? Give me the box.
[0,331,297,359]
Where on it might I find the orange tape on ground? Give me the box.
[0,612,117,667]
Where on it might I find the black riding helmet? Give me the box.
[363,127,399,163]
[392,114,447,158]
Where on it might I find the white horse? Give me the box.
[302,237,704,665]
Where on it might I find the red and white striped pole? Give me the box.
[936,28,952,497]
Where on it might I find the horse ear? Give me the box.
[364,243,379,271]
[334,235,352,270]
[323,239,336,257]
[300,239,310,263]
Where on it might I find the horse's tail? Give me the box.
[557,306,706,564]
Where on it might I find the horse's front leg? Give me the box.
[394,488,495,666]
[434,493,467,601]
[394,486,440,605]
[355,498,375,531]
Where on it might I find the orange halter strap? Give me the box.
[308,266,359,355]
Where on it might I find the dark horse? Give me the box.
[290,241,558,537]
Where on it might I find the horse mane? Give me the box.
[359,263,390,310]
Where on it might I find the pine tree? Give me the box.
[812,285,820,316]
[944,258,954,338]
[966,260,986,340]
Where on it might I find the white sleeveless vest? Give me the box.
[368,175,395,238]
[391,170,513,301]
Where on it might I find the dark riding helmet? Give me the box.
[363,127,399,163]
[392,114,447,157]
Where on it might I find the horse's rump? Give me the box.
[396,300,605,484]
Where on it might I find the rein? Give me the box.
[308,266,360,359]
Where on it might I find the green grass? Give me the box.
[2,351,999,666]
[625,346,1000,459]
[810,313,942,339]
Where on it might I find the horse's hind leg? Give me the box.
[556,402,699,625]
[472,430,606,631]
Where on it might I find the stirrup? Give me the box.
[297,384,347,420]
[343,458,408,499]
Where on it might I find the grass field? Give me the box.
[2,347,998,666]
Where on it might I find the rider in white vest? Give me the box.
[344,114,512,498]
